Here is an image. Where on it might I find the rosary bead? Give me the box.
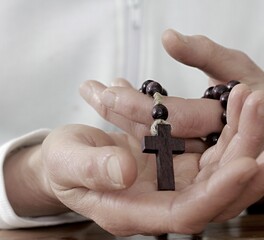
[152,104,168,120]
[206,132,220,146]
[146,81,163,96]
[202,81,240,146]
[226,80,240,91]
[220,91,230,109]
[221,110,227,125]
[212,84,228,100]
[141,80,154,94]
[161,88,168,96]
[203,86,214,99]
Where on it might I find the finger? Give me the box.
[220,90,264,166]
[71,156,257,236]
[185,138,208,153]
[80,79,153,125]
[162,29,264,88]
[200,84,252,168]
[214,155,264,222]
[79,80,150,138]
[111,77,134,88]
[81,81,224,138]
[43,124,137,191]
[226,84,252,131]
[80,81,212,154]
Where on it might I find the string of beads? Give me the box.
[140,79,241,146]
[139,80,169,136]
[203,80,240,145]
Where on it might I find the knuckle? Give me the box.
[98,103,109,119]
[235,50,252,66]
[123,100,139,118]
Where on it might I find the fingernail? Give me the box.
[171,29,189,44]
[101,89,116,109]
[177,32,189,44]
[107,155,124,187]
[79,81,93,99]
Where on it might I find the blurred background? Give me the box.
[0,0,263,144]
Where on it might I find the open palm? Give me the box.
[44,125,257,236]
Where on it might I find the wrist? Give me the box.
[4,144,69,217]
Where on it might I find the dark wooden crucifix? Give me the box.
[142,124,185,191]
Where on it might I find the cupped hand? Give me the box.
[41,122,259,236]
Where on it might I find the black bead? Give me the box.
[140,80,154,94]
[203,86,214,99]
[152,104,168,120]
[226,80,240,91]
[212,84,228,100]
[146,81,163,97]
[161,88,168,96]
[221,110,227,125]
[206,132,220,146]
[220,91,230,109]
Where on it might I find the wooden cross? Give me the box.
[142,124,185,191]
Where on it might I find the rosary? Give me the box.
[140,79,240,191]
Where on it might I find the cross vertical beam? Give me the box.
[142,124,185,191]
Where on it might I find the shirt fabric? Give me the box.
[0,0,264,229]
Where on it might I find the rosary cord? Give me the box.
[150,92,169,136]
[139,80,170,136]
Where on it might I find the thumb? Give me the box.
[43,125,137,192]
[162,29,264,88]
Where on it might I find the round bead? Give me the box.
[221,110,227,125]
[161,88,168,96]
[140,80,154,94]
[212,84,228,100]
[152,104,168,120]
[226,80,240,91]
[206,132,220,146]
[146,81,163,97]
[203,86,214,99]
[220,91,230,109]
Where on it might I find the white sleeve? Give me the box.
[0,129,87,229]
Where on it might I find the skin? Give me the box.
[4,29,264,236]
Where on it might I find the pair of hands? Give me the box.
[5,29,264,236]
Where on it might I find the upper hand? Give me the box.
[162,29,264,90]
